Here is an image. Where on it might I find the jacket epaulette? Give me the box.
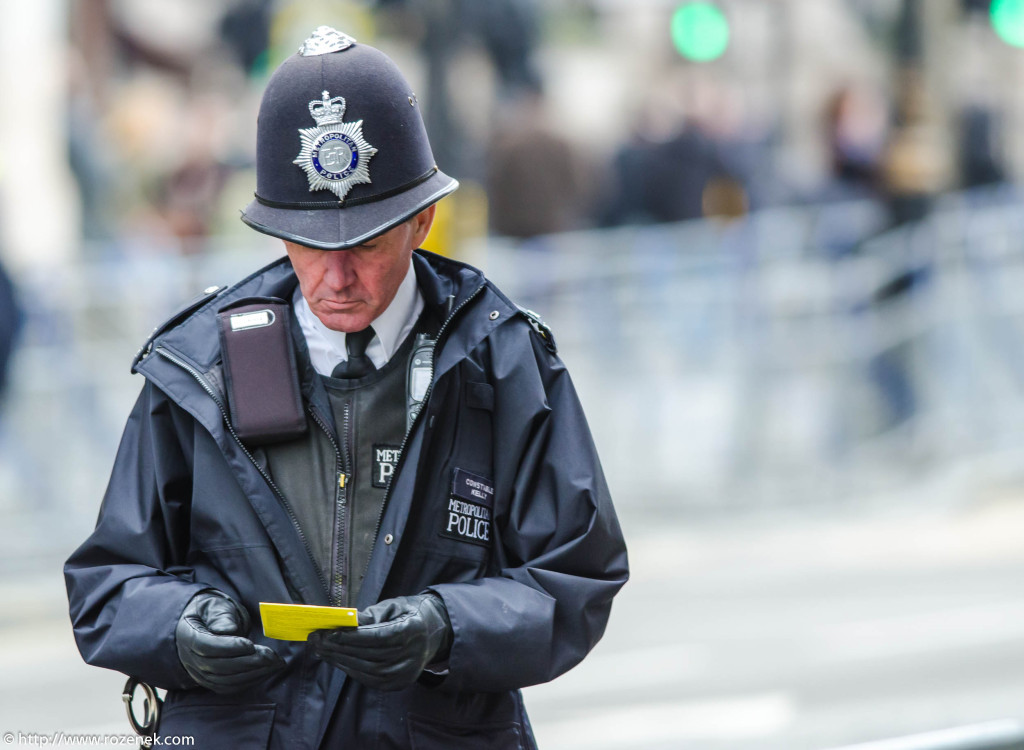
[131,284,227,373]
[516,306,557,354]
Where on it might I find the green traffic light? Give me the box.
[671,2,730,62]
[992,0,1024,47]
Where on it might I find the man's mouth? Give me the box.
[322,299,361,311]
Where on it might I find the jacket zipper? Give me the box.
[307,404,348,607]
[360,284,486,582]
[341,402,353,604]
[155,347,332,601]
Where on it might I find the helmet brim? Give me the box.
[240,168,458,250]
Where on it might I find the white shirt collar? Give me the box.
[293,261,424,377]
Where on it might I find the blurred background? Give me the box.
[2,0,1024,748]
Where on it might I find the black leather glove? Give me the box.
[308,593,452,691]
[175,590,284,693]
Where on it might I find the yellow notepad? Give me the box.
[259,602,358,641]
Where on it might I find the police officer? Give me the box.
[65,27,628,749]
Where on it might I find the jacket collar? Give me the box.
[140,249,491,377]
[132,250,526,454]
[411,250,515,381]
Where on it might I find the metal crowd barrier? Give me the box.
[4,189,1024,567]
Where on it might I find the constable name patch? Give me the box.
[372,444,401,489]
[451,468,494,507]
[442,469,494,546]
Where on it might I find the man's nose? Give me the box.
[322,251,355,289]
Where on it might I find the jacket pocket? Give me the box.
[452,379,495,482]
[158,702,276,749]
[408,713,524,750]
[466,381,494,411]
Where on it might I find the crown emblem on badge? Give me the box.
[294,90,377,202]
[309,92,347,126]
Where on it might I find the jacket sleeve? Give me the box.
[429,324,629,691]
[64,381,209,689]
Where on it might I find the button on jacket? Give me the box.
[64,249,629,750]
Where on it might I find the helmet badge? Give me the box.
[299,26,356,57]
[293,90,378,202]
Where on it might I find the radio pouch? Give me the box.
[407,333,434,431]
[217,297,307,444]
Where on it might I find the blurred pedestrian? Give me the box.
[487,83,590,238]
[600,94,739,226]
[822,84,889,204]
[959,105,1006,190]
[0,256,21,402]
[810,84,892,258]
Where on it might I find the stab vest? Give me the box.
[262,309,437,606]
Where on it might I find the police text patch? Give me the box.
[372,444,401,489]
[441,469,494,546]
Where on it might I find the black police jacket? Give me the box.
[64,250,629,750]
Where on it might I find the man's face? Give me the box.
[285,206,435,332]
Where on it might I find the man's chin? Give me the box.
[314,307,373,333]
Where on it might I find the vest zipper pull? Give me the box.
[339,473,346,488]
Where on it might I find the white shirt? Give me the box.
[293,261,424,377]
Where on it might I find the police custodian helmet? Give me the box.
[241,26,459,250]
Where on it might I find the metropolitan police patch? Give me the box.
[373,444,401,489]
[441,468,494,547]
[294,90,377,202]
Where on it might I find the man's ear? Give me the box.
[410,204,437,248]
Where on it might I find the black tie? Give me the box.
[331,326,377,378]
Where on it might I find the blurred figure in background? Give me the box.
[401,0,542,183]
[809,83,892,260]
[471,0,543,97]
[822,83,889,205]
[486,82,591,238]
[156,93,234,254]
[601,102,725,226]
[0,255,20,404]
[599,80,751,227]
[218,0,273,76]
[958,104,1006,190]
[66,0,255,254]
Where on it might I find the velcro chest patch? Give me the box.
[373,444,401,489]
[441,468,494,546]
